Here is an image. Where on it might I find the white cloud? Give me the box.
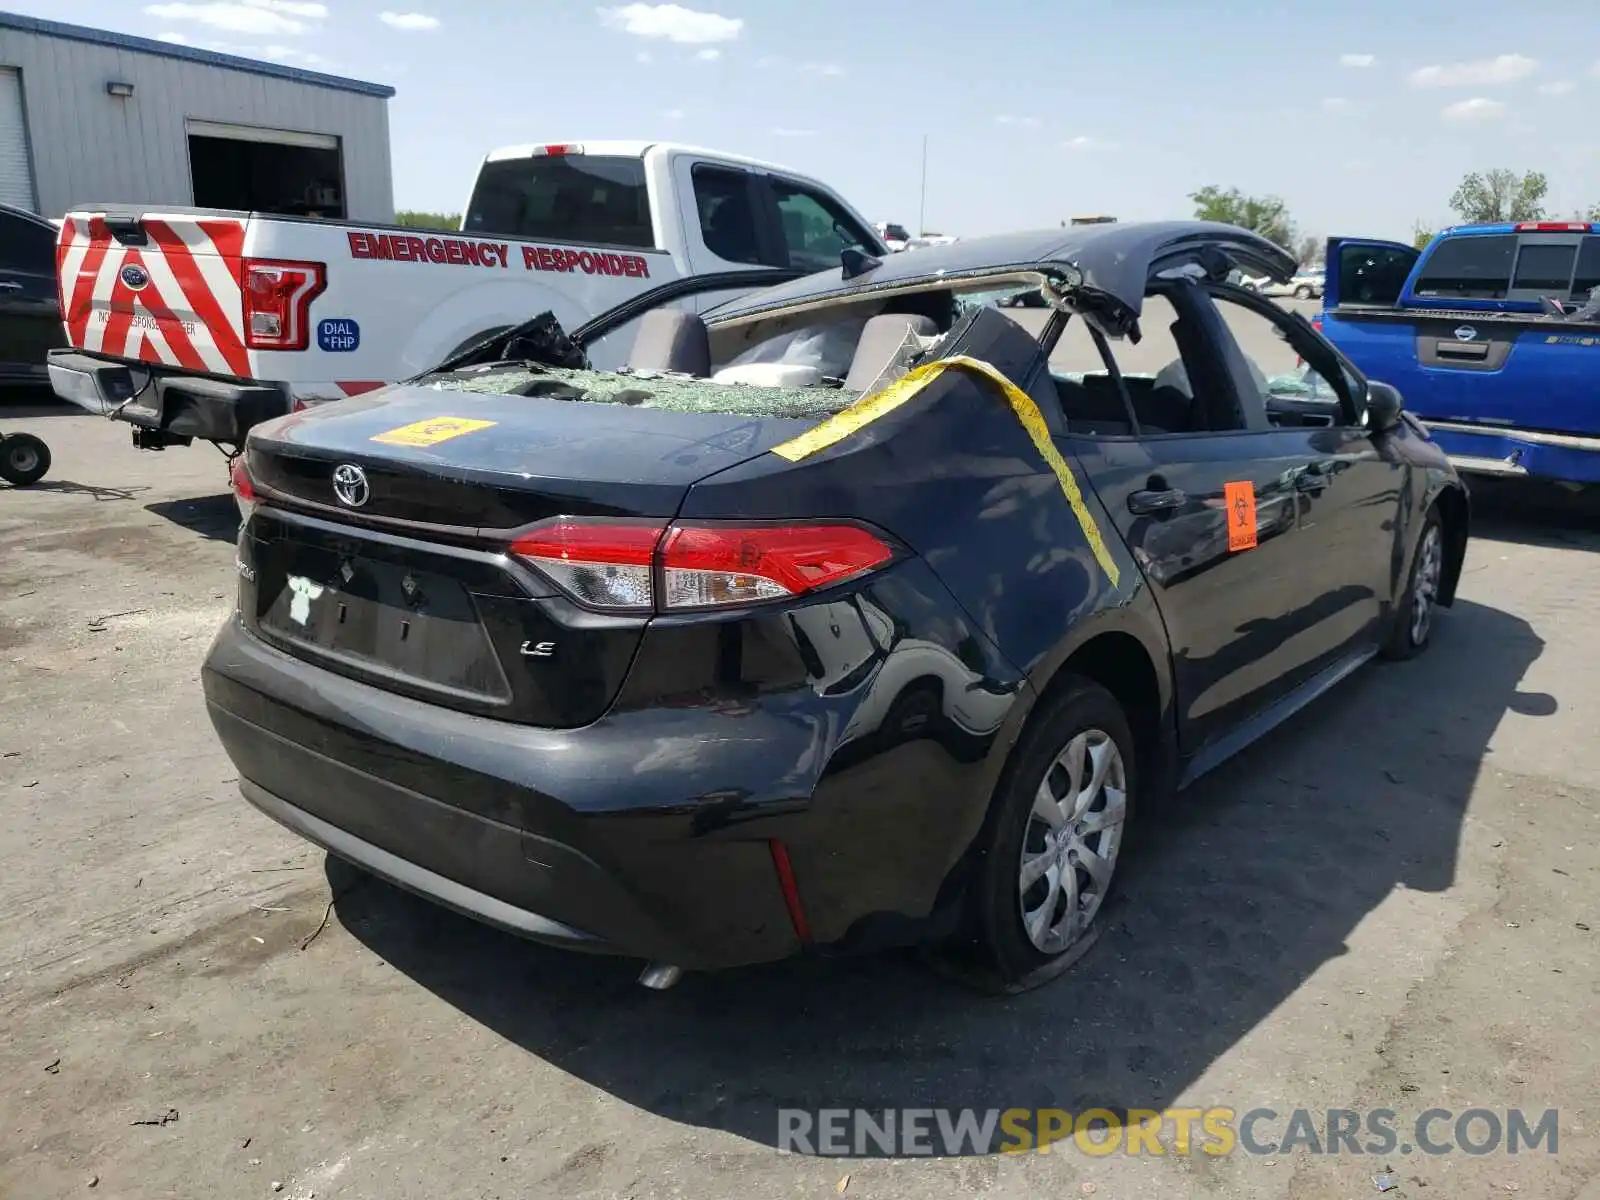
[695,46,720,60]
[635,50,651,63]
[1442,96,1507,121]
[770,127,815,137]
[156,30,190,42]
[379,11,439,30]
[141,0,326,36]
[1063,135,1113,151]
[597,3,742,44]
[1321,96,1350,111]
[1339,53,1375,68]
[142,1,315,36]
[994,114,1042,128]
[1539,80,1576,95]
[1410,53,1536,88]
[799,61,845,77]
[661,107,685,120]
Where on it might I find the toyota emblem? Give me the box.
[331,463,370,508]
[1454,325,1478,342]
[120,263,150,291]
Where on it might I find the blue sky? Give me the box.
[30,0,1600,241]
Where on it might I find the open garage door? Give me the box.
[186,119,346,218]
[0,67,37,211]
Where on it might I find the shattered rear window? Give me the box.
[425,364,861,420]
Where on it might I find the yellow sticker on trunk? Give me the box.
[370,416,497,447]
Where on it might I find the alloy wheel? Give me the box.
[1018,728,1127,955]
[1410,524,1443,645]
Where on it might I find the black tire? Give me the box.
[1294,285,1313,299]
[0,433,50,486]
[966,676,1137,991]
[1381,507,1444,661]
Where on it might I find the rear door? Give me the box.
[56,210,251,377]
[1324,236,1419,310]
[0,207,62,382]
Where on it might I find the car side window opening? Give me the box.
[692,166,765,266]
[1412,234,1516,300]
[771,180,874,272]
[1051,289,1249,438]
[1207,291,1360,426]
[0,212,54,275]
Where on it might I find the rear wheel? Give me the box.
[0,433,50,486]
[967,677,1135,990]
[1382,509,1443,660]
[1294,284,1313,299]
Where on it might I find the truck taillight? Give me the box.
[1515,222,1593,233]
[531,143,582,156]
[509,519,897,613]
[242,258,326,351]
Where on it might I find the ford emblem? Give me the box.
[120,263,150,291]
[331,463,370,508]
[1453,325,1478,342]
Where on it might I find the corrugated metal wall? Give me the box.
[0,27,394,221]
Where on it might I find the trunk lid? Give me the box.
[56,208,251,377]
[239,369,840,726]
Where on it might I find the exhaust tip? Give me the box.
[638,963,683,991]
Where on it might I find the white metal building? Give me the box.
[0,12,395,221]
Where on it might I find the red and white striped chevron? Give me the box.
[55,214,252,379]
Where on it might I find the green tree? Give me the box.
[395,210,462,230]
[1189,186,1296,249]
[1411,223,1436,250]
[1447,169,1548,224]
[1295,234,1321,266]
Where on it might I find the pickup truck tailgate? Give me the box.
[56,212,251,378]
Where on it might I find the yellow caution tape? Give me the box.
[769,355,1121,588]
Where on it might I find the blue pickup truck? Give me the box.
[1318,222,1600,486]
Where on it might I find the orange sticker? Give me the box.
[1225,481,1258,552]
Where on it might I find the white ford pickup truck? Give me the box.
[47,140,884,452]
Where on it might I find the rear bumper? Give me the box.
[47,349,288,443]
[1418,419,1600,485]
[202,614,805,969]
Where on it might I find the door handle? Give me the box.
[1128,487,1187,515]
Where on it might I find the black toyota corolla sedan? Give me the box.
[205,221,1469,991]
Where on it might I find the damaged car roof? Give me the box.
[705,220,1298,325]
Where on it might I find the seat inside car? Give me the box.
[627,309,712,376]
[842,313,938,393]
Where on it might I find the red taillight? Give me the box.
[230,456,257,503]
[242,258,327,351]
[532,143,582,156]
[1516,222,1592,232]
[508,519,896,613]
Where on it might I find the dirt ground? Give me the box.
[2,394,1598,1200]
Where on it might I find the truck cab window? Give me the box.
[1511,242,1578,294]
[691,167,764,266]
[463,154,655,249]
[1570,237,1600,300]
[772,181,874,272]
[1412,234,1515,300]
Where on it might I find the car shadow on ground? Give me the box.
[1467,478,1600,552]
[145,494,240,542]
[331,596,1548,1157]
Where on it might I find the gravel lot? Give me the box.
[4,350,1599,1199]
